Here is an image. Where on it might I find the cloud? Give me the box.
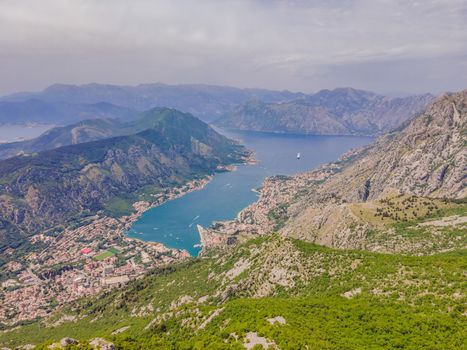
[0,0,466,95]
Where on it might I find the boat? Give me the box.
[297,152,301,159]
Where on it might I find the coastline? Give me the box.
[124,152,258,255]
[122,175,214,254]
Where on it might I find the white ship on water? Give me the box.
[297,152,301,159]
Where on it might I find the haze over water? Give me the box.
[0,125,54,143]
[127,130,373,255]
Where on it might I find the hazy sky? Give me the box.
[1,0,466,95]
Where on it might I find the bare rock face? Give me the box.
[341,90,466,200]
[281,90,466,244]
[60,338,78,347]
[89,338,114,350]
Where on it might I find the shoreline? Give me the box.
[122,152,257,255]
[122,175,214,255]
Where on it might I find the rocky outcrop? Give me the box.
[281,90,466,243]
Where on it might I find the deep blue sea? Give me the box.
[127,129,373,255]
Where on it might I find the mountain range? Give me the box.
[0,99,137,125]
[215,87,434,135]
[1,84,434,136]
[0,83,303,124]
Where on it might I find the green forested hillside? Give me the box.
[1,235,464,349]
[0,107,234,160]
[0,108,246,249]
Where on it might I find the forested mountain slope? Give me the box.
[0,108,209,160]
[0,108,246,249]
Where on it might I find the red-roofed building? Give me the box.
[80,248,93,255]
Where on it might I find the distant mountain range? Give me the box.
[0,99,137,125]
[0,108,246,248]
[215,88,434,135]
[0,83,303,124]
[0,84,434,134]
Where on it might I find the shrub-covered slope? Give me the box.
[0,235,465,349]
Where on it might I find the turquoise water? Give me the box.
[127,130,373,255]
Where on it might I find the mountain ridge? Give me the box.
[0,83,305,123]
[0,99,137,126]
[215,87,434,135]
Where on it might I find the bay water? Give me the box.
[127,130,373,255]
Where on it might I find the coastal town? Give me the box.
[0,177,213,325]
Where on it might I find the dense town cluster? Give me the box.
[0,178,212,325]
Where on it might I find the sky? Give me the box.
[0,0,466,96]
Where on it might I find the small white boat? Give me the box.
[297,152,301,159]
